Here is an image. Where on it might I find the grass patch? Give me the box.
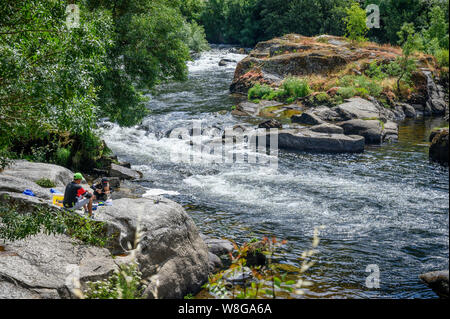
[35,178,56,188]
[0,202,110,247]
[248,84,274,101]
[84,262,145,299]
[281,76,311,99]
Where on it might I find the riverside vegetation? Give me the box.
[203,227,324,299]
[0,202,110,247]
[0,0,448,300]
[1,0,448,169]
[244,1,448,110]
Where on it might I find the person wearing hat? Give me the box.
[63,173,94,216]
[91,177,113,202]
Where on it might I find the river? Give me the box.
[101,47,449,299]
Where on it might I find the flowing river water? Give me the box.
[101,47,449,299]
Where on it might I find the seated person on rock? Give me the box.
[91,177,113,201]
[63,173,94,217]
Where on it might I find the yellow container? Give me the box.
[52,194,64,208]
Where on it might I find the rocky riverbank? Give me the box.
[228,34,449,158]
[0,160,232,299]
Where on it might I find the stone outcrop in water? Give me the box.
[230,35,448,147]
[419,270,449,298]
[429,128,449,165]
[235,97,399,145]
[423,70,448,116]
[0,161,212,299]
[230,34,402,94]
[251,128,365,153]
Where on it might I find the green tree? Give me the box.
[422,2,449,53]
[395,22,424,93]
[0,0,113,149]
[342,1,368,42]
[87,0,191,126]
[364,0,430,44]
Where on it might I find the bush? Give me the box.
[281,77,311,99]
[385,60,402,77]
[315,92,330,103]
[342,1,368,43]
[337,75,382,98]
[435,49,449,68]
[355,87,370,98]
[84,262,145,299]
[55,147,71,167]
[248,84,274,101]
[70,131,111,172]
[365,61,387,80]
[354,76,382,97]
[0,149,14,171]
[182,20,210,53]
[308,92,331,106]
[337,87,357,99]
[0,203,109,247]
[35,178,56,188]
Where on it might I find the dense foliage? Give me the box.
[198,0,449,47]
[0,202,110,247]
[0,0,208,168]
[1,0,448,168]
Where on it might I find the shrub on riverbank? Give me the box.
[247,77,311,103]
[0,203,110,247]
[203,227,324,299]
[84,262,145,299]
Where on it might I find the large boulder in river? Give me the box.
[419,270,449,298]
[252,128,364,153]
[423,70,448,115]
[278,129,365,153]
[258,119,283,129]
[96,197,210,299]
[429,128,449,165]
[332,97,397,122]
[0,233,118,299]
[338,119,385,144]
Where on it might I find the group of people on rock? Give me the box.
[62,173,112,217]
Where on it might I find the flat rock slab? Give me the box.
[96,197,210,299]
[0,174,53,200]
[2,160,73,188]
[0,233,118,299]
[279,129,365,153]
[291,112,324,125]
[338,119,384,144]
[255,129,364,153]
[0,191,55,213]
[333,97,381,120]
[310,123,344,134]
